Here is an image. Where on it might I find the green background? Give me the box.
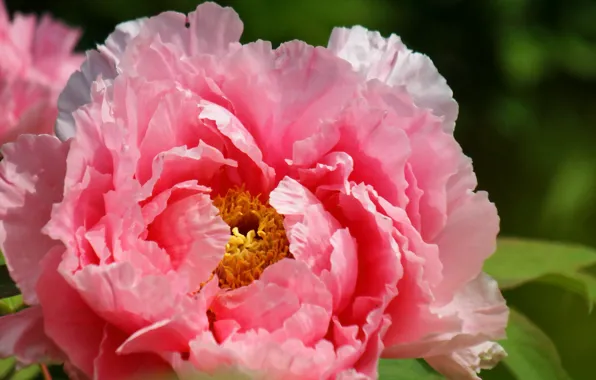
[4,0,596,379]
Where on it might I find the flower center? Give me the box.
[212,187,291,289]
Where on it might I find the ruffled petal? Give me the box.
[211,259,332,346]
[384,273,508,360]
[426,341,507,380]
[328,25,458,132]
[148,191,230,290]
[270,177,357,312]
[217,40,360,173]
[0,134,69,304]
[186,330,337,380]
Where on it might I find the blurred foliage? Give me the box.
[3,0,596,379]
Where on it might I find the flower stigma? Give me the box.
[211,187,291,289]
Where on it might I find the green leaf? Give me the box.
[573,272,596,308]
[10,364,41,380]
[484,238,596,289]
[378,359,442,379]
[500,309,572,380]
[0,358,16,378]
[0,358,40,380]
[537,272,596,312]
[0,251,5,265]
[0,294,23,316]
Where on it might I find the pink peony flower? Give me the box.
[0,0,84,145]
[0,3,508,379]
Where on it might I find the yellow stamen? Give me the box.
[212,187,291,289]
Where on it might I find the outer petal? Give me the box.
[433,158,500,302]
[328,26,458,132]
[0,80,55,145]
[32,15,81,58]
[30,15,84,84]
[384,273,508,360]
[0,306,62,365]
[426,342,507,380]
[36,246,105,377]
[93,324,171,380]
[98,19,146,66]
[117,276,219,355]
[57,16,145,141]
[187,2,243,55]
[65,260,212,346]
[55,50,118,141]
[0,134,68,304]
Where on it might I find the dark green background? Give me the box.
[5,0,596,379]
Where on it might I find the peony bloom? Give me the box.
[0,0,83,145]
[0,2,508,380]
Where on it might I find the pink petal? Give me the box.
[0,306,62,365]
[328,25,458,132]
[0,134,69,304]
[187,330,337,379]
[187,2,243,55]
[269,176,340,273]
[295,151,353,195]
[0,1,8,25]
[383,273,508,358]
[66,261,211,343]
[134,89,227,184]
[147,191,229,290]
[336,369,372,380]
[319,183,402,375]
[31,15,83,74]
[56,50,117,141]
[217,40,359,173]
[320,228,358,313]
[198,101,275,194]
[147,143,237,197]
[36,247,105,377]
[332,184,402,323]
[0,80,55,145]
[117,277,219,355]
[212,259,332,346]
[93,324,171,380]
[86,183,172,274]
[334,95,412,208]
[270,176,358,313]
[7,13,36,55]
[45,165,113,272]
[405,115,462,241]
[61,100,114,189]
[98,19,146,66]
[433,191,499,302]
[426,341,507,380]
[141,181,210,227]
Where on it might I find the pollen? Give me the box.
[212,187,291,290]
